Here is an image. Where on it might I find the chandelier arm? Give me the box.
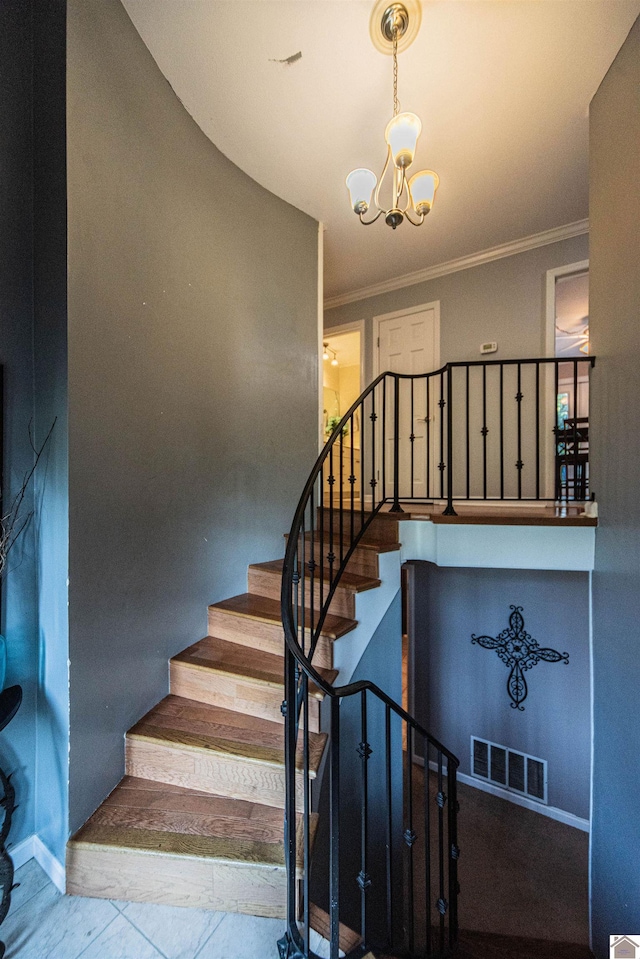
[404,208,425,226]
[373,147,392,212]
[358,209,385,226]
[396,166,410,211]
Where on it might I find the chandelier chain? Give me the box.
[392,28,399,116]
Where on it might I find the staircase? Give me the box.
[66,521,397,920]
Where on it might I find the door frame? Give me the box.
[543,260,589,498]
[544,260,589,358]
[372,301,441,379]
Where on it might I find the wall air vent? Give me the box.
[471,737,548,805]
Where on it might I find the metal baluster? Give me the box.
[406,725,415,956]
[358,690,371,943]
[350,414,355,546]
[309,487,315,652]
[499,364,504,501]
[555,361,560,500]
[330,697,341,959]
[439,373,445,501]
[300,519,306,659]
[390,377,403,512]
[424,737,432,957]
[410,378,415,498]
[482,365,487,500]
[516,363,523,500]
[303,673,311,958]
[448,761,459,951]
[361,397,366,529]
[382,379,387,502]
[573,358,579,501]
[371,388,377,510]
[443,368,457,515]
[426,375,431,499]
[292,555,299,671]
[385,704,393,950]
[339,431,344,567]
[283,649,299,943]
[437,750,446,956]
[329,446,335,590]
[319,465,325,622]
[466,366,470,500]
[535,362,540,501]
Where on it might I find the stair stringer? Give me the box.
[330,549,401,685]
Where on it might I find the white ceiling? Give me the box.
[122,0,640,300]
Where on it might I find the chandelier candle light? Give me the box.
[346,1,439,229]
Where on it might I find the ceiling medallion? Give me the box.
[346,1,438,230]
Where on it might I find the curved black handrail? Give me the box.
[280,367,461,959]
[280,357,594,959]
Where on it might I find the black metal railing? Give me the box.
[279,356,594,959]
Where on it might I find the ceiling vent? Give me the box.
[471,737,547,804]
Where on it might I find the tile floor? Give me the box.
[1,859,286,959]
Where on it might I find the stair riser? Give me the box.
[125,738,305,810]
[66,845,286,918]
[287,537,380,578]
[170,662,321,733]
[248,567,355,619]
[207,607,333,670]
[317,510,400,545]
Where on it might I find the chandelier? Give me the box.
[346,1,439,229]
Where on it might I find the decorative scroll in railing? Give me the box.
[279,356,594,959]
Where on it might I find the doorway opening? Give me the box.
[322,325,363,441]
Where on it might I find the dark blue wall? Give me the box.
[589,15,640,956]
[410,563,590,819]
[0,0,38,850]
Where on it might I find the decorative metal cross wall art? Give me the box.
[471,606,569,710]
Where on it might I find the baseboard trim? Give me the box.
[8,834,35,870]
[414,755,590,832]
[33,836,66,892]
[9,834,66,892]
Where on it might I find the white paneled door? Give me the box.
[375,304,440,500]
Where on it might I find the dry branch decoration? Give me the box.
[0,420,54,956]
[0,419,56,582]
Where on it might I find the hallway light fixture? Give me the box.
[346,1,439,230]
[322,343,339,366]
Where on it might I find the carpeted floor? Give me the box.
[408,764,593,957]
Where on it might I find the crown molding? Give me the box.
[324,219,589,311]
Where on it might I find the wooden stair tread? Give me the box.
[128,695,326,775]
[172,636,337,697]
[251,559,381,593]
[211,593,356,640]
[70,777,317,872]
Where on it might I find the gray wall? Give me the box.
[589,16,640,956]
[66,0,319,832]
[410,563,590,819]
[0,0,38,851]
[325,235,589,383]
